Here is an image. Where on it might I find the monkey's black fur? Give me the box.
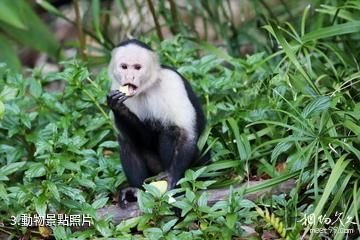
[116,39,154,51]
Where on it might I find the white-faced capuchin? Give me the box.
[107,39,209,207]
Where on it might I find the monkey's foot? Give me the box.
[118,187,138,209]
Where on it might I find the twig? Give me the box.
[259,0,277,21]
[43,7,114,50]
[168,0,179,33]
[82,88,111,123]
[73,0,87,61]
[146,0,163,41]
[84,76,112,123]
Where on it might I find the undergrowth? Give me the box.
[1,3,360,239]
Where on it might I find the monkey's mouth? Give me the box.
[123,83,138,96]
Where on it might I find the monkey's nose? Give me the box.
[125,76,135,82]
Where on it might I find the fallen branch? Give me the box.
[97,179,296,225]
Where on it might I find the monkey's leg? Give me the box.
[158,128,178,170]
[118,138,150,208]
[160,131,196,189]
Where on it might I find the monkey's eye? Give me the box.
[134,64,142,70]
[120,64,128,70]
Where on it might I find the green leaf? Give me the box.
[87,130,110,148]
[267,22,320,95]
[37,0,64,17]
[311,155,349,234]
[228,118,250,161]
[0,85,18,100]
[0,161,26,178]
[115,217,141,232]
[95,220,112,237]
[197,192,208,208]
[162,218,178,232]
[0,183,8,202]
[91,0,104,43]
[301,4,311,36]
[0,0,60,58]
[302,96,331,118]
[59,185,85,202]
[20,113,31,129]
[52,227,67,240]
[76,177,96,189]
[138,191,155,212]
[46,181,60,202]
[144,228,163,240]
[302,21,360,42]
[172,200,192,217]
[343,120,360,137]
[205,160,240,172]
[193,167,207,180]
[225,213,237,229]
[325,171,353,218]
[34,140,53,156]
[143,183,161,198]
[92,197,109,209]
[238,199,256,208]
[29,78,42,98]
[185,188,195,202]
[244,170,302,194]
[183,169,194,182]
[60,160,80,171]
[271,141,293,162]
[25,163,46,178]
[0,0,27,29]
[211,200,228,211]
[34,194,47,217]
[99,141,118,148]
[0,35,21,71]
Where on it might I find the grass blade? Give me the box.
[92,0,104,43]
[228,118,250,161]
[310,155,349,236]
[268,22,321,95]
[302,21,360,42]
[0,35,21,71]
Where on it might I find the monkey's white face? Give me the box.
[109,44,159,97]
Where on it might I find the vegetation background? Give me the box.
[0,0,359,239]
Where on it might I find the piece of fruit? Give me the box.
[150,180,168,195]
[119,85,129,96]
[38,225,51,237]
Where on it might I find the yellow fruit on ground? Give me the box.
[150,180,168,195]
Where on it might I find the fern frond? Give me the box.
[256,206,288,239]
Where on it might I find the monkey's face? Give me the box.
[109,44,159,97]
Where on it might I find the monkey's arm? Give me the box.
[107,90,149,142]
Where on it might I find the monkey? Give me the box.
[107,39,209,207]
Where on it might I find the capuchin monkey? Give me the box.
[107,39,209,207]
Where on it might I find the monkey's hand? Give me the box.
[107,90,128,110]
